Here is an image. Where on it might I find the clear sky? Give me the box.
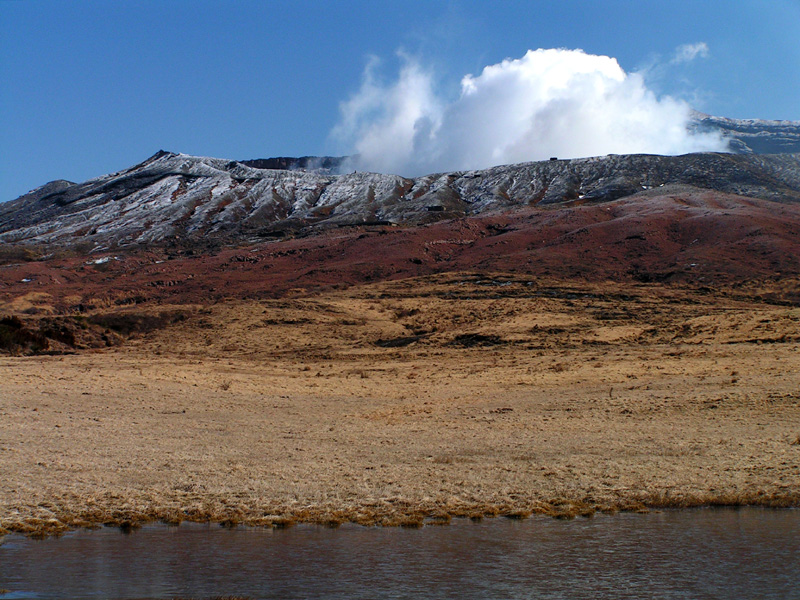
[2,0,799,202]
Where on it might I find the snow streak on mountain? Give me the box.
[2,150,799,250]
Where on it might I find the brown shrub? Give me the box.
[87,310,188,336]
[0,316,49,354]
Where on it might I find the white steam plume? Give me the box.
[332,48,728,176]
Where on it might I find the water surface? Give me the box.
[1,508,798,599]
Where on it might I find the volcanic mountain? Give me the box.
[2,149,800,251]
[0,150,798,314]
[3,113,800,249]
[2,112,800,315]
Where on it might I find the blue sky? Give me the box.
[1,0,799,202]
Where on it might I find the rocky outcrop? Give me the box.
[239,156,348,173]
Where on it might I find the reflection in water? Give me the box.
[1,508,799,599]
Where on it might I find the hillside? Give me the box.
[2,151,800,253]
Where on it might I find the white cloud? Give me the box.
[333,48,728,176]
[671,42,710,64]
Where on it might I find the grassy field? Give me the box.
[1,273,799,536]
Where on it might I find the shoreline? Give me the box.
[4,492,800,539]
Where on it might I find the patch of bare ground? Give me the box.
[1,274,799,537]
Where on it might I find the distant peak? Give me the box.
[119,150,179,174]
[150,149,177,161]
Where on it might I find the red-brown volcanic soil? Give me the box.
[2,190,800,311]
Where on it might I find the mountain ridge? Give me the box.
[2,149,800,252]
[691,113,800,154]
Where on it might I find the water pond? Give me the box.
[1,507,798,599]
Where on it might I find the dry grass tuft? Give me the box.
[219,517,242,529]
[5,517,71,539]
[397,516,425,528]
[270,516,296,529]
[503,509,532,520]
[158,511,185,526]
[426,512,452,526]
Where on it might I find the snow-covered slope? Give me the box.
[692,113,800,154]
[2,150,800,249]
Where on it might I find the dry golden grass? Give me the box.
[1,273,799,536]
